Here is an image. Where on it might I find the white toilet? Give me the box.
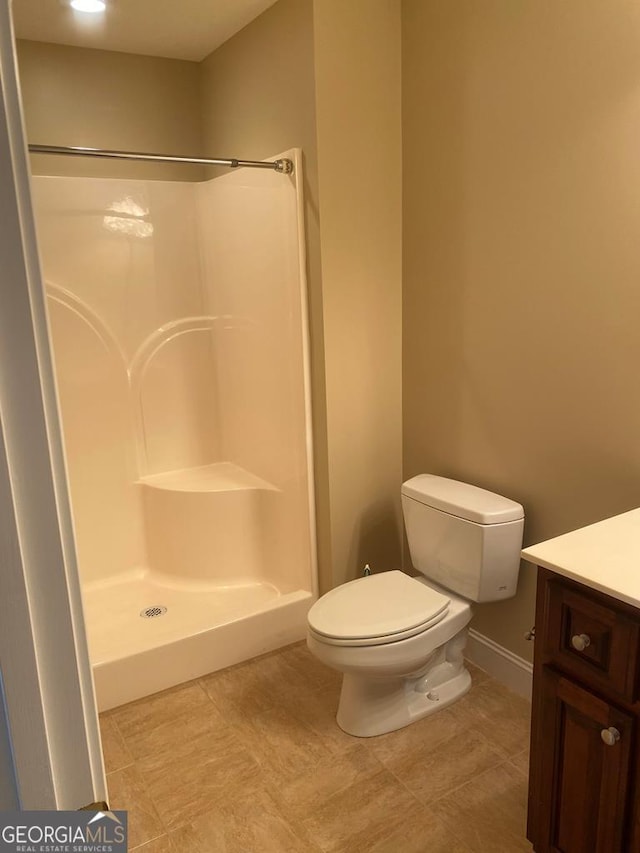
[307,474,524,737]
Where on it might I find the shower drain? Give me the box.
[140,605,167,619]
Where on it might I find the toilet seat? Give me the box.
[307,570,450,647]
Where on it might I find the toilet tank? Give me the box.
[401,475,524,603]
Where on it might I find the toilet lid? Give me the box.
[308,570,450,641]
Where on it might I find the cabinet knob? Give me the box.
[571,633,591,651]
[601,727,621,746]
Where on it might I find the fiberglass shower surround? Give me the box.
[31,147,316,710]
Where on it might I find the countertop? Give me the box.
[521,508,640,610]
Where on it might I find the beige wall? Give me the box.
[314,0,403,586]
[402,0,640,662]
[17,40,203,181]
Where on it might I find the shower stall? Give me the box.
[31,148,316,710]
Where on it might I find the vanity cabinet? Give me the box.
[528,568,640,853]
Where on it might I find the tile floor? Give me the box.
[100,642,533,852]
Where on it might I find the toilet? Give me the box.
[307,474,524,737]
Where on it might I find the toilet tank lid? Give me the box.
[402,475,524,525]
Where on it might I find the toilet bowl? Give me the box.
[307,475,524,737]
[308,572,473,737]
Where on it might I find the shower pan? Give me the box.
[32,148,316,710]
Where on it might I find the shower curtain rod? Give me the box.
[27,144,294,174]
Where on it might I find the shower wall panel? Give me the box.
[32,179,204,359]
[46,292,143,584]
[32,177,208,584]
[197,158,313,592]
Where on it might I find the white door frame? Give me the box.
[0,0,106,808]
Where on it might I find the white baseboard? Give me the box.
[465,628,533,701]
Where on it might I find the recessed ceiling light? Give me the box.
[70,0,106,12]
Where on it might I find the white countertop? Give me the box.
[521,508,640,609]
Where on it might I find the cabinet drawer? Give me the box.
[544,581,640,701]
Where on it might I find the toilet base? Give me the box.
[336,632,472,737]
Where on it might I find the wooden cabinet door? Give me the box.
[535,669,634,853]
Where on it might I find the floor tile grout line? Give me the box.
[425,759,519,853]
[424,810,477,853]
[383,760,438,809]
[107,714,135,771]
[464,719,531,762]
[428,757,513,808]
[512,745,530,759]
[128,830,167,851]
[105,759,136,777]
[261,787,327,853]
[127,758,170,838]
[506,756,530,779]
[194,675,235,719]
[383,746,508,815]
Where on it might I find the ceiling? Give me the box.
[11,0,278,62]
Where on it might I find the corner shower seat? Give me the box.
[138,461,278,584]
[139,461,275,493]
